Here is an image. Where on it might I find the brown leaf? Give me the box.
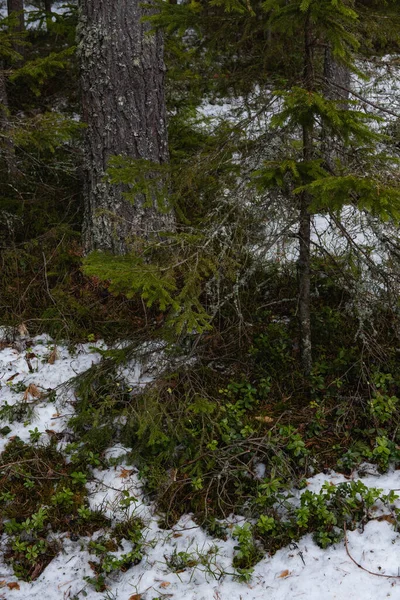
[47,347,58,365]
[118,468,134,479]
[278,569,290,579]
[6,373,19,382]
[88,560,99,573]
[45,430,59,439]
[254,415,274,423]
[159,582,171,589]
[0,582,6,589]
[30,562,44,580]
[7,582,20,590]
[128,595,141,600]
[23,383,42,400]
[377,514,396,525]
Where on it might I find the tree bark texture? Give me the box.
[323,46,350,103]
[77,0,174,254]
[322,46,350,170]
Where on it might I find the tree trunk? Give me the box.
[77,0,174,254]
[44,0,52,31]
[1,1,23,176]
[7,0,25,58]
[7,0,25,32]
[298,162,312,377]
[322,46,350,170]
[324,46,350,103]
[298,13,313,376]
[0,63,17,176]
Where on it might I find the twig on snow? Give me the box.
[344,522,400,579]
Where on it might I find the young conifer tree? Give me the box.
[253,0,400,375]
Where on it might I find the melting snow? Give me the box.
[1,335,400,599]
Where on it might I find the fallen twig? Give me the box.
[344,522,400,579]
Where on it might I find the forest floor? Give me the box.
[1,334,400,600]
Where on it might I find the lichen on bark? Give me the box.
[77,0,174,254]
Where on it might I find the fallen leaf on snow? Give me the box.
[119,468,134,478]
[7,582,20,590]
[159,582,171,589]
[128,595,142,600]
[6,373,19,382]
[278,569,290,578]
[23,383,42,400]
[47,347,58,364]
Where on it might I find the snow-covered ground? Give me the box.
[1,333,400,599]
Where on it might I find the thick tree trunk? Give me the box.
[298,14,313,376]
[77,0,174,254]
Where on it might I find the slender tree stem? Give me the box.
[44,0,52,32]
[0,63,17,176]
[298,12,313,376]
[7,0,25,57]
[0,0,24,176]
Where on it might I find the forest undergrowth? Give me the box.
[3,253,400,585]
